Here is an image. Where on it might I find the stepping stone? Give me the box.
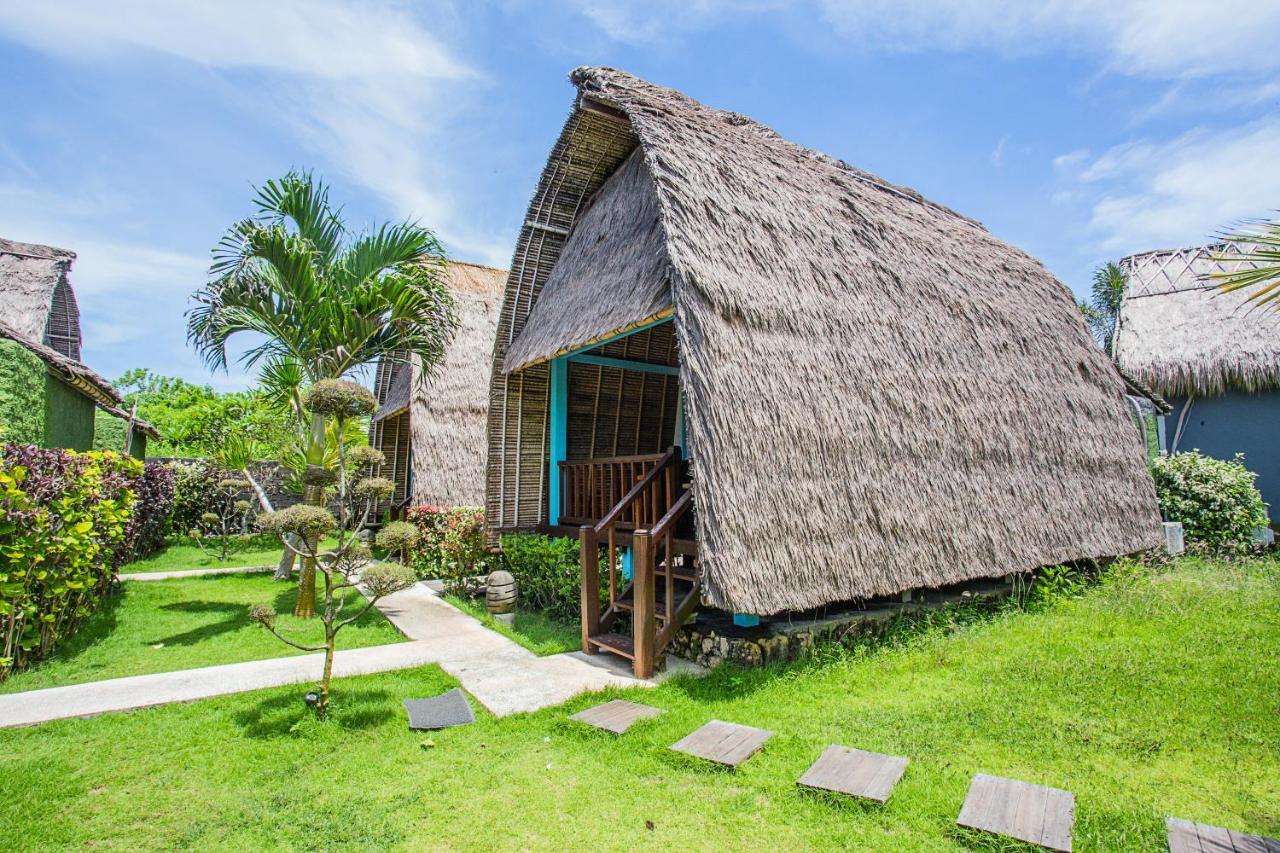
[569,699,663,734]
[669,719,773,768]
[957,773,1074,852]
[797,745,908,803]
[403,688,475,730]
[1167,817,1280,853]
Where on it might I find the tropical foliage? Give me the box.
[187,171,458,617]
[402,505,491,586]
[1077,261,1127,355]
[0,445,140,679]
[1151,451,1269,553]
[1210,217,1280,308]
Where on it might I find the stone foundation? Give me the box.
[668,578,1012,670]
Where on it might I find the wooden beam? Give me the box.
[567,353,680,376]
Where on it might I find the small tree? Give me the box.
[250,379,415,718]
[376,521,419,565]
[189,475,255,562]
[1078,261,1127,357]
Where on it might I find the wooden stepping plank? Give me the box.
[670,720,773,767]
[957,773,1074,852]
[569,699,663,734]
[1167,817,1280,853]
[797,745,908,803]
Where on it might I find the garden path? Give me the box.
[119,565,275,580]
[0,580,700,728]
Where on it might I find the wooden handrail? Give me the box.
[592,447,676,535]
[558,451,666,467]
[648,487,693,541]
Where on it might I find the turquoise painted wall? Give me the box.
[1167,392,1280,520]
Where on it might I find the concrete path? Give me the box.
[369,582,701,717]
[0,581,701,728]
[119,565,274,581]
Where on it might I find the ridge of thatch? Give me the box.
[0,236,81,358]
[1115,243,1280,397]
[486,68,1162,613]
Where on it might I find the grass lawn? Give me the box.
[1,556,1276,850]
[120,537,340,573]
[0,573,405,694]
[444,594,580,656]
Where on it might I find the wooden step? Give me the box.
[587,632,635,660]
[614,581,696,620]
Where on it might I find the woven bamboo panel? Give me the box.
[485,105,640,539]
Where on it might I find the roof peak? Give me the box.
[0,236,76,261]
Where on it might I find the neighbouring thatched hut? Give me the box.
[485,68,1162,672]
[369,260,506,511]
[0,237,157,456]
[1115,244,1280,515]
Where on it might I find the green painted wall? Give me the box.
[44,374,95,451]
[0,338,48,445]
[93,409,146,459]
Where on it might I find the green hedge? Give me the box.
[1152,451,1268,553]
[499,533,584,623]
[43,374,95,451]
[0,339,47,446]
[0,444,141,679]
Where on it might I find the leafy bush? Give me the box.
[1152,451,1269,553]
[402,506,491,585]
[169,459,221,532]
[0,445,140,679]
[376,521,419,564]
[499,533,583,622]
[118,461,175,563]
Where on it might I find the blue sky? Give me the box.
[1,1,1278,390]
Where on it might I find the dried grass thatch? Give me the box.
[1115,244,1280,397]
[370,260,506,507]
[487,68,1161,613]
[0,237,81,359]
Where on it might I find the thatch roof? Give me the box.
[0,318,119,409]
[371,260,506,506]
[1115,244,1280,397]
[486,67,1163,615]
[505,147,672,371]
[0,237,81,360]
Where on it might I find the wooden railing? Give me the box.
[558,451,671,528]
[579,447,697,677]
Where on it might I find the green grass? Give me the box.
[444,594,580,656]
[1,556,1277,850]
[120,537,341,574]
[0,573,405,694]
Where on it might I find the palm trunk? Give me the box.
[293,412,328,618]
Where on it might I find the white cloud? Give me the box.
[569,0,789,44]
[1055,118,1280,252]
[0,1,507,263]
[989,135,1009,166]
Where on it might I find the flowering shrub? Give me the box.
[402,505,491,588]
[1151,451,1269,553]
[0,444,140,679]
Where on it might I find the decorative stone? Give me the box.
[485,570,517,615]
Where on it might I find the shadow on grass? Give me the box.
[11,585,127,671]
[232,687,399,738]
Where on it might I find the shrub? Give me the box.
[376,521,419,564]
[303,379,377,419]
[1152,451,1269,553]
[499,533,583,622]
[118,461,175,564]
[258,504,336,540]
[169,459,221,532]
[402,505,492,588]
[0,445,140,679]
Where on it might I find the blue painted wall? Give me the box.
[1166,392,1280,519]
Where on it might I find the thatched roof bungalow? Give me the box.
[0,237,157,456]
[1116,244,1280,514]
[486,68,1162,674]
[369,260,506,510]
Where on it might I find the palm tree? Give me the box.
[188,172,457,617]
[1078,261,1127,358]
[1210,217,1280,307]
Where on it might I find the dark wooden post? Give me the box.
[580,525,600,653]
[632,530,656,678]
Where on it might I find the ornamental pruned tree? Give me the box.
[250,380,416,718]
[187,171,457,617]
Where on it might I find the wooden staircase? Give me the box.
[575,448,699,678]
